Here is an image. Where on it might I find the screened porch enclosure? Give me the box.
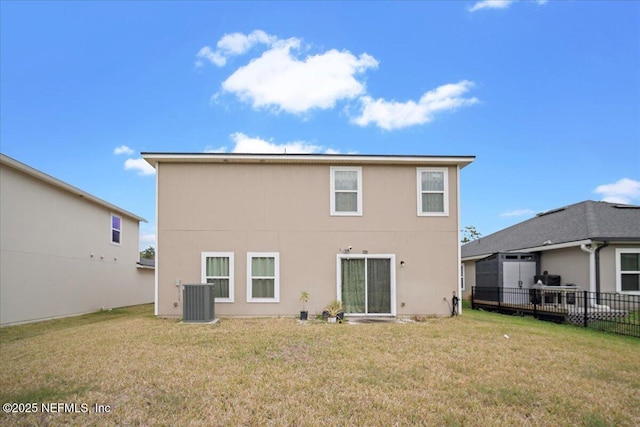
[339,255,395,315]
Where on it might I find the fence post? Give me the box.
[583,290,588,328]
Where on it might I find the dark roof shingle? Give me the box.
[461,200,640,259]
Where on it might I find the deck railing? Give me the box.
[471,286,640,338]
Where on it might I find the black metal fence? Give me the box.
[471,286,640,338]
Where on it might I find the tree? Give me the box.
[140,246,155,259]
[460,225,481,244]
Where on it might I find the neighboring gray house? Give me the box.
[0,154,154,326]
[461,200,640,299]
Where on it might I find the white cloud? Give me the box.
[124,158,156,176]
[118,147,154,176]
[195,46,226,67]
[207,132,341,154]
[469,0,547,12]
[220,38,378,114]
[196,30,277,68]
[198,30,476,128]
[114,145,134,155]
[500,209,535,218]
[229,132,322,153]
[138,224,156,250]
[469,0,514,12]
[218,30,276,56]
[138,229,156,251]
[594,178,640,204]
[203,145,229,153]
[352,80,479,130]
[140,232,156,244]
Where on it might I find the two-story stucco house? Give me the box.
[0,154,154,326]
[143,153,474,318]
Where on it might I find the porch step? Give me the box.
[345,317,399,324]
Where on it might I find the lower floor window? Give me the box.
[617,249,640,293]
[201,252,234,302]
[247,252,280,302]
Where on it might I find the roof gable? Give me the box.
[0,154,146,223]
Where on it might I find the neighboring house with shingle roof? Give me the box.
[461,200,640,298]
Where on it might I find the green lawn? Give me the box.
[1,305,638,426]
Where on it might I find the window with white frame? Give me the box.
[111,214,122,245]
[201,252,234,302]
[417,168,449,216]
[247,252,280,302]
[616,248,640,294]
[461,264,465,291]
[330,166,362,216]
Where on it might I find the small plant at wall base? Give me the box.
[325,299,343,323]
[299,291,309,321]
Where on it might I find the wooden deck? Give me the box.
[472,299,630,324]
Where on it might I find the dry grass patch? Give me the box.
[1,305,639,426]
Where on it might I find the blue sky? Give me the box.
[1,1,639,250]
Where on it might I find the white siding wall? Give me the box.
[0,164,153,325]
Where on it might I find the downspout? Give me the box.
[154,162,159,316]
[456,165,462,315]
[580,241,611,309]
[594,241,609,302]
[580,242,597,294]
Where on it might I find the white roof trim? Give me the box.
[461,239,596,261]
[461,254,491,262]
[1,154,147,223]
[141,153,476,169]
[511,239,594,253]
[462,238,640,262]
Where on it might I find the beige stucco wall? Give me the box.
[539,247,590,288]
[465,243,640,297]
[0,164,153,326]
[464,248,592,296]
[540,244,640,294]
[157,162,462,317]
[598,244,639,294]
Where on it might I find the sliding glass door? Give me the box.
[339,255,395,315]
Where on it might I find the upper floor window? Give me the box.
[330,166,362,216]
[616,248,640,294]
[417,168,449,216]
[111,214,122,245]
[202,252,234,302]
